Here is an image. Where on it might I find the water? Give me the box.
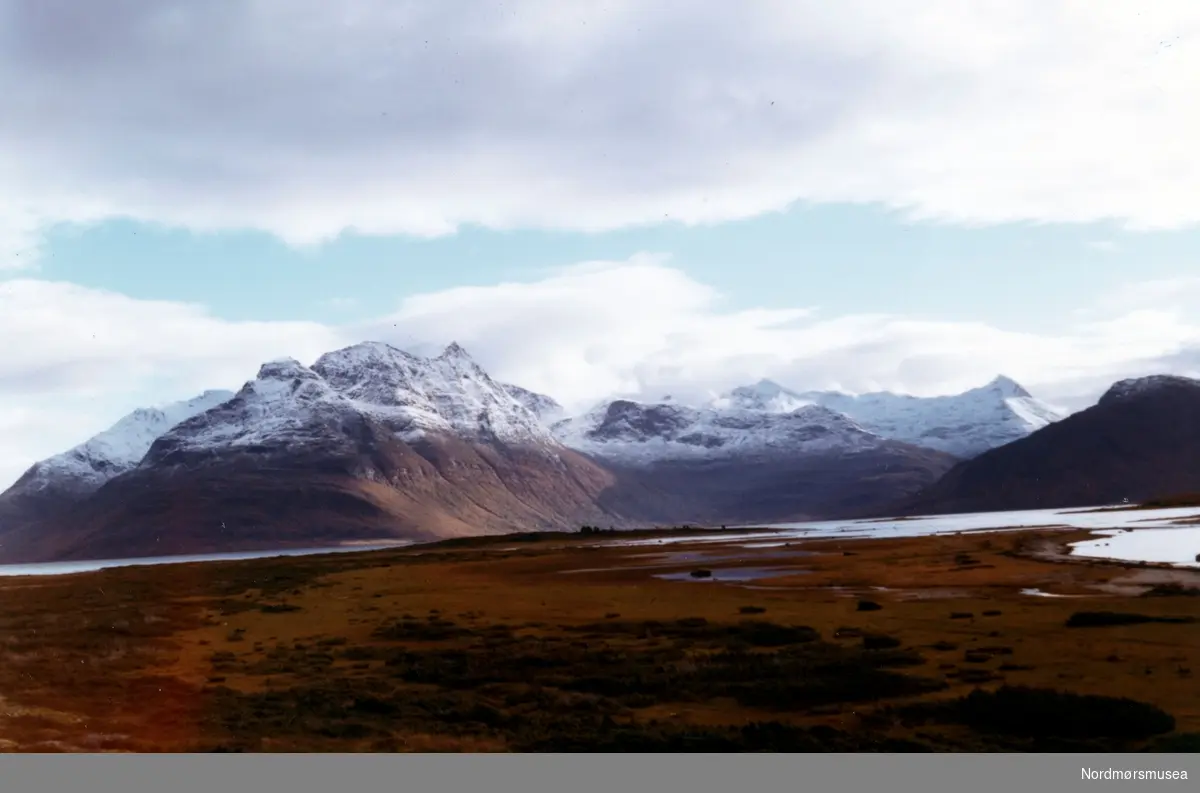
[1069,527,1200,568]
[5,505,1197,580]
[0,542,411,579]
[602,505,1200,568]
[1020,588,1086,598]
[653,566,808,583]
[560,547,814,575]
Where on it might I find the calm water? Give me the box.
[0,542,411,578]
[3,505,1198,579]
[653,566,808,583]
[606,506,1200,568]
[1069,527,1200,568]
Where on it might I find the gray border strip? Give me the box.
[1,754,1193,793]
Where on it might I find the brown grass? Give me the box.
[0,526,1195,751]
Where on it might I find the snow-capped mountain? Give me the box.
[501,383,566,424]
[709,376,1066,459]
[0,340,1092,563]
[552,399,886,463]
[308,341,557,446]
[711,380,814,413]
[142,358,363,464]
[0,342,637,563]
[902,373,1200,516]
[1097,374,1200,405]
[2,389,235,501]
[550,396,958,525]
[143,342,559,466]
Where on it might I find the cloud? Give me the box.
[0,278,341,486]
[3,256,1200,489]
[2,1,1200,260]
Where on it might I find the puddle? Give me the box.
[560,548,814,575]
[653,566,809,583]
[890,589,974,601]
[1020,588,1087,598]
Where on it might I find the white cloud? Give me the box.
[2,1,1200,260]
[3,257,1200,489]
[0,278,341,486]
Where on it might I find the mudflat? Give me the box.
[0,526,1196,752]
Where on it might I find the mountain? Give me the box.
[0,389,235,529]
[500,383,566,424]
[0,344,645,564]
[898,374,1200,515]
[712,380,814,413]
[551,400,958,524]
[712,376,1065,458]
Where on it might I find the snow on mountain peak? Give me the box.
[551,397,883,464]
[501,383,566,424]
[1099,374,1200,405]
[786,375,1064,458]
[714,379,814,413]
[311,341,553,445]
[439,341,473,361]
[6,388,236,496]
[979,375,1031,399]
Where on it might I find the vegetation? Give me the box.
[1065,611,1196,628]
[1138,492,1200,509]
[0,525,1194,752]
[898,686,1175,743]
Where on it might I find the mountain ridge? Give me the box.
[0,344,1100,563]
[897,374,1200,515]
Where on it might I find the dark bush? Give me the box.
[1140,584,1200,598]
[1065,611,1195,628]
[862,634,901,651]
[918,686,1175,740]
[259,604,302,614]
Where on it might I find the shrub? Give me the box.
[928,686,1175,740]
[1065,611,1195,628]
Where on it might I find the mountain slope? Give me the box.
[553,399,958,523]
[0,389,235,529]
[897,375,1200,515]
[0,345,644,563]
[501,383,566,424]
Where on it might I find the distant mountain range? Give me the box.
[1,339,1175,564]
[711,376,1065,458]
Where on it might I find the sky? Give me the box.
[2,1,1200,488]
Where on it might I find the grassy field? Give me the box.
[0,525,1196,752]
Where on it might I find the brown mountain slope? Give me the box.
[896,375,1200,516]
[1,420,646,564]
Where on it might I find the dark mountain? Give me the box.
[897,375,1200,515]
[553,399,959,524]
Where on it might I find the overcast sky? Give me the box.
[2,1,1200,487]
